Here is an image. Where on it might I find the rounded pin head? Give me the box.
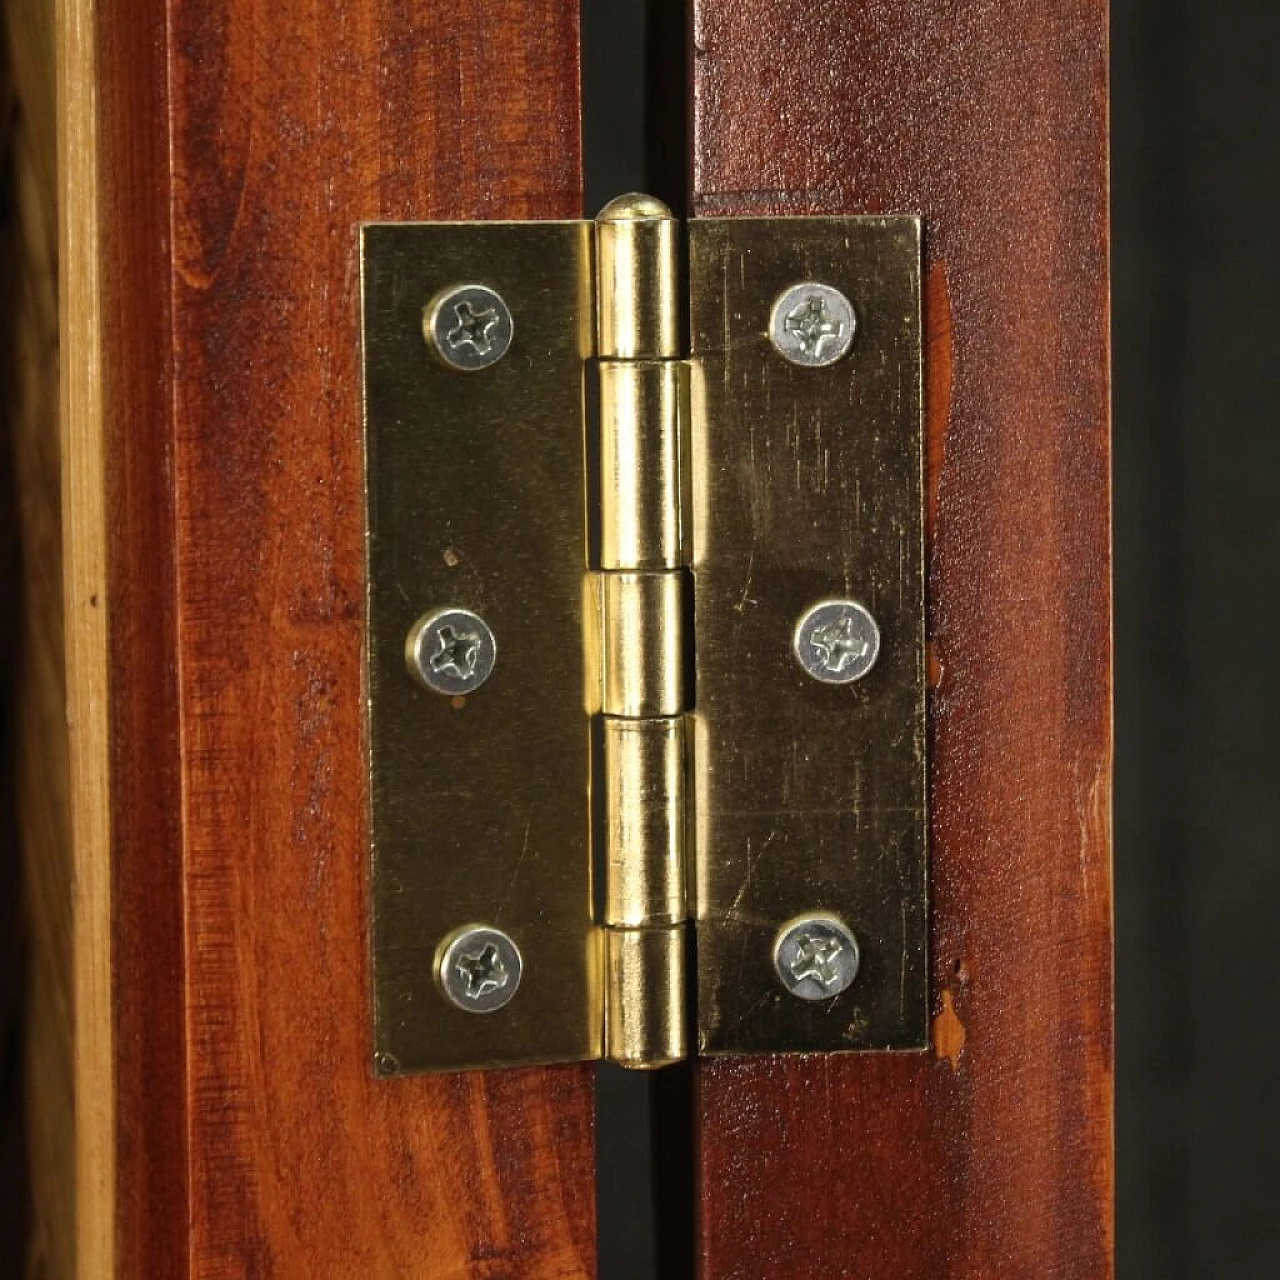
[596,192,676,223]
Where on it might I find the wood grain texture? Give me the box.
[0,0,85,1273]
[61,1,115,1273]
[87,1,596,1274]
[690,3,1113,1277]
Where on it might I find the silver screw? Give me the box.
[773,914,861,1001]
[405,607,497,696]
[793,598,880,684]
[438,925,523,1013]
[424,283,514,371]
[769,281,857,367]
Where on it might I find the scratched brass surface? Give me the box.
[603,717,687,927]
[689,217,928,1053]
[361,222,599,1072]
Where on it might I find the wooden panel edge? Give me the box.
[57,0,112,1272]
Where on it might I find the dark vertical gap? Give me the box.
[593,1063,658,1280]
[581,5,663,1280]
[1173,3,1280,1272]
[583,2,697,1276]
[581,0,649,219]
[650,1015,695,1280]
[1112,1,1192,1275]
[644,0,690,219]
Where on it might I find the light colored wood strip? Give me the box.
[56,0,112,1272]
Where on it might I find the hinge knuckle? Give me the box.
[599,360,688,570]
[603,718,687,927]
[600,573,684,718]
[604,925,688,1069]
[595,194,681,359]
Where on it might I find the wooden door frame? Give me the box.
[63,2,598,1274]
[689,3,1113,1276]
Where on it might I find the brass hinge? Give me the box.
[360,196,927,1075]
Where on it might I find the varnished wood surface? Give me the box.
[691,3,1113,1277]
[84,1,596,1274]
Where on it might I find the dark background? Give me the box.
[1110,2,1280,1273]
[581,0,1280,1276]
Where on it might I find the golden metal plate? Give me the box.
[689,217,929,1053]
[361,222,599,1073]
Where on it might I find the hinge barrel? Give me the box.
[595,196,690,1068]
[599,572,684,717]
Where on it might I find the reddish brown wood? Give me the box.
[691,4,1113,1277]
[97,2,596,1273]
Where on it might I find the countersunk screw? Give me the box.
[424,283,514,371]
[438,925,523,1013]
[773,914,861,1001]
[769,281,857,367]
[405,607,497,696]
[793,598,880,684]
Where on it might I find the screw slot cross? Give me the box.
[446,299,501,355]
[455,942,510,1001]
[408,608,496,696]
[783,294,844,358]
[809,613,869,675]
[793,599,880,685]
[429,624,481,680]
[787,932,845,990]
